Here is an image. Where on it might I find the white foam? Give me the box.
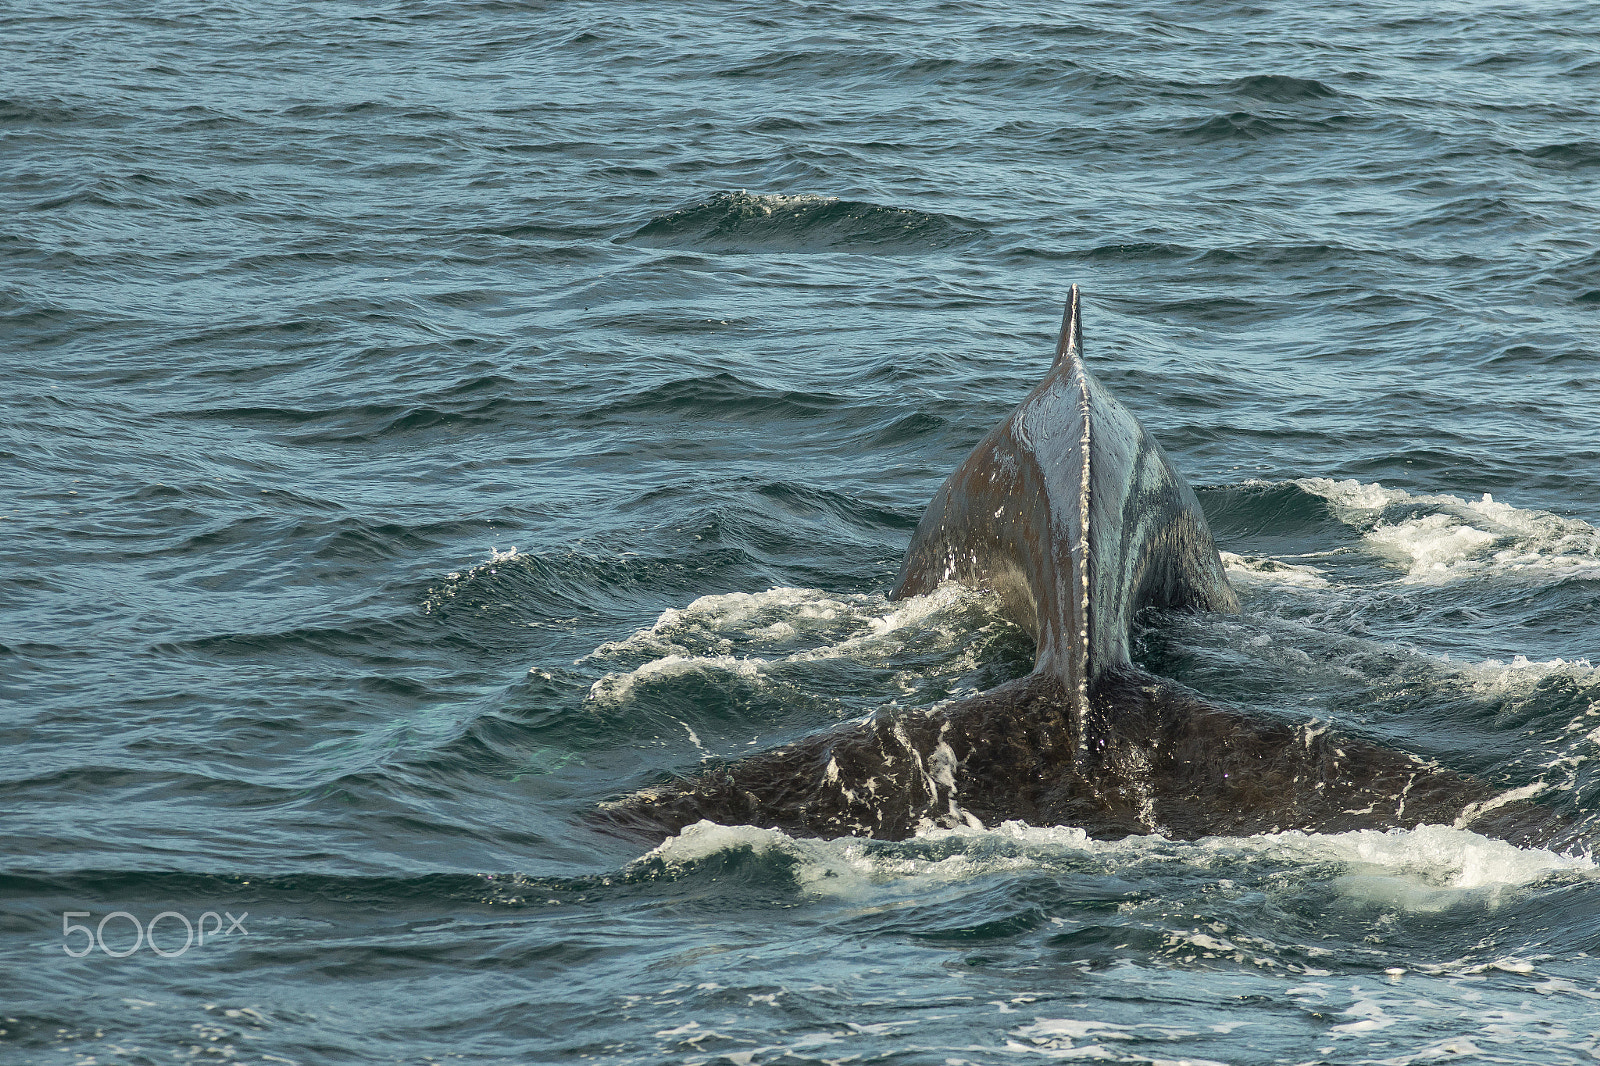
[637,819,1593,910]
[1450,653,1600,697]
[1295,478,1600,584]
[641,821,797,866]
[635,820,881,897]
[1277,823,1590,910]
[1364,514,1498,578]
[422,545,524,613]
[786,582,981,662]
[582,586,862,661]
[580,583,1000,707]
[1008,1017,1229,1064]
[1419,655,1600,783]
[1295,477,1412,517]
[586,653,766,702]
[724,189,838,215]
[1220,551,1331,589]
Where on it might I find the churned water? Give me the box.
[5,1,1600,1063]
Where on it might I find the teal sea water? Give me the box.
[5,1,1600,1062]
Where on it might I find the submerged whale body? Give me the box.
[601,288,1568,848]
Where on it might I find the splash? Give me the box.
[1220,550,1331,589]
[638,818,1593,910]
[421,545,524,614]
[1296,478,1600,584]
[579,583,1009,708]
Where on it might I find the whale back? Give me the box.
[891,287,1238,734]
[599,289,1574,849]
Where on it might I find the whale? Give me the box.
[600,288,1571,848]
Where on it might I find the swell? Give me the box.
[626,191,985,253]
[0,868,592,909]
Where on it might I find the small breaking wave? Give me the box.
[1445,655,1600,790]
[1295,477,1600,584]
[637,819,1593,911]
[422,545,533,614]
[1450,653,1600,698]
[627,190,984,253]
[1220,550,1331,589]
[579,583,1020,706]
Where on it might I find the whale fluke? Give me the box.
[598,291,1575,849]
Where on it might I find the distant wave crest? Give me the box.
[627,190,984,254]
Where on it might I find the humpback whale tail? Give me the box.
[889,283,1237,755]
[597,289,1575,850]
[1053,281,1083,368]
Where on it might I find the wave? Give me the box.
[637,819,1593,911]
[0,96,123,126]
[1225,74,1342,101]
[422,545,712,625]
[578,582,1028,713]
[1159,111,1361,142]
[1517,140,1600,170]
[170,372,542,444]
[577,369,842,423]
[1203,479,1600,588]
[626,190,985,254]
[1220,551,1332,589]
[1295,477,1600,585]
[0,867,586,909]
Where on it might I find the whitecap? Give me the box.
[1295,478,1600,584]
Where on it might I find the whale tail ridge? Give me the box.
[1053,283,1083,369]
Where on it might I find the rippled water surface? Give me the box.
[5,1,1600,1063]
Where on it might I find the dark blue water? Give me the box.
[6,1,1600,1062]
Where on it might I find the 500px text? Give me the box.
[63,911,247,958]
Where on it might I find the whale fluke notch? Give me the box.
[597,289,1578,850]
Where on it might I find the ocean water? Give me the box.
[5,0,1600,1062]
